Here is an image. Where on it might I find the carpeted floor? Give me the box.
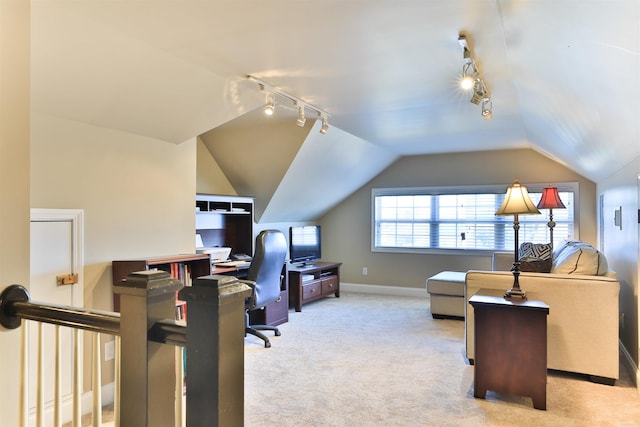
[244,292,640,427]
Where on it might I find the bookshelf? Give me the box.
[112,254,211,319]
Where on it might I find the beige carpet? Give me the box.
[244,292,640,427]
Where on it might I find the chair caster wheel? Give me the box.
[265,341,271,348]
[275,330,281,336]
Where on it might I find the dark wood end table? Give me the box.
[469,290,549,410]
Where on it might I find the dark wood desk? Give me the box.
[469,291,549,410]
[212,262,250,278]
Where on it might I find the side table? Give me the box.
[469,291,549,410]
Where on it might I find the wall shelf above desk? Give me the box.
[196,194,254,258]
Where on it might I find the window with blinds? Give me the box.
[372,184,576,253]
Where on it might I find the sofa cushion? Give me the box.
[426,271,466,296]
[519,242,552,260]
[551,240,608,275]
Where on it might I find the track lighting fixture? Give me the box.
[248,75,331,134]
[296,103,306,127]
[458,34,492,120]
[264,92,275,116]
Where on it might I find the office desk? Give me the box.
[212,261,251,278]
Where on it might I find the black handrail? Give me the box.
[148,319,187,347]
[1,284,189,343]
[1,284,120,335]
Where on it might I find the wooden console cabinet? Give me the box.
[288,261,341,312]
[470,291,549,410]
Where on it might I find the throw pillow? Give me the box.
[519,242,552,260]
[518,257,552,273]
[551,241,608,275]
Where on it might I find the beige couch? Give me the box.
[465,241,620,384]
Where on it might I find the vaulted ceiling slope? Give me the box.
[31,1,640,216]
[200,109,397,222]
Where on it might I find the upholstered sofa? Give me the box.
[465,240,620,384]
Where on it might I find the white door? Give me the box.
[29,209,84,426]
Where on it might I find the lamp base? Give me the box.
[504,287,527,300]
[504,265,527,300]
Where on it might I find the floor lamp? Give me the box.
[495,179,541,300]
[536,185,566,254]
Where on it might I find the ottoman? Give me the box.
[425,271,466,319]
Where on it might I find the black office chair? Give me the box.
[241,230,287,348]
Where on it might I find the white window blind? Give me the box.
[372,184,576,253]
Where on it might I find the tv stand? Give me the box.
[288,261,342,312]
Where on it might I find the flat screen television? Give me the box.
[289,225,321,266]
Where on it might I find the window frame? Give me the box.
[371,182,579,255]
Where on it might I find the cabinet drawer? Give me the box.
[264,291,288,325]
[268,291,288,320]
[249,290,288,326]
[302,281,321,300]
[321,275,338,294]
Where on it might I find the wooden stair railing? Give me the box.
[1,271,251,427]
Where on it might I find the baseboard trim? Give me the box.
[619,340,639,396]
[81,382,115,414]
[341,282,427,298]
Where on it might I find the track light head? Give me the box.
[296,103,306,127]
[460,62,477,90]
[460,77,474,90]
[319,115,329,135]
[457,34,468,49]
[470,90,483,105]
[481,97,492,120]
[264,93,275,116]
[470,77,487,105]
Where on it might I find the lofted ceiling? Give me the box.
[31,1,640,221]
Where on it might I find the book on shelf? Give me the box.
[176,300,187,321]
[162,262,194,287]
[301,274,314,282]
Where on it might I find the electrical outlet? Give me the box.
[105,340,115,361]
[362,267,368,275]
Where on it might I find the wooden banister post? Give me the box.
[113,270,182,427]
[178,275,251,427]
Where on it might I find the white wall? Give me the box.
[196,136,237,196]
[597,155,640,373]
[0,2,30,426]
[30,113,197,391]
